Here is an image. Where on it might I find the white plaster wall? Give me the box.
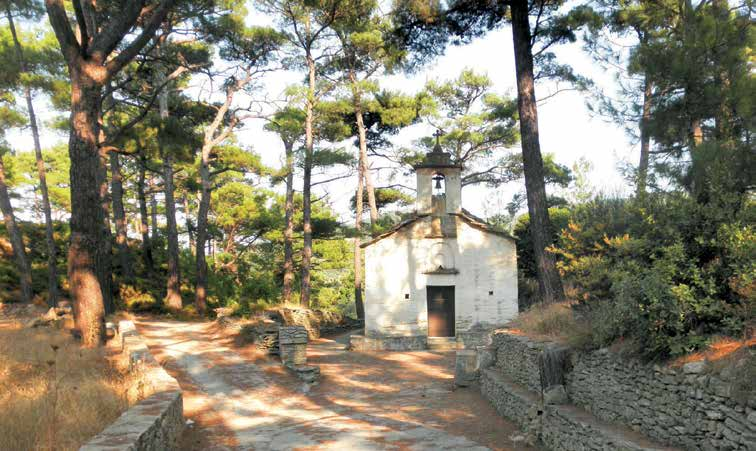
[416,167,462,214]
[416,168,434,214]
[364,219,518,338]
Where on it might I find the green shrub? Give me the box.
[513,207,570,281]
[118,284,159,312]
[523,194,756,360]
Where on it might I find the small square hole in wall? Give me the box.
[488,290,494,296]
[404,293,410,300]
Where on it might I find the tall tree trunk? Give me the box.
[183,194,194,253]
[44,0,173,344]
[510,0,565,304]
[194,144,211,315]
[637,77,653,198]
[137,157,154,273]
[350,74,378,233]
[688,119,705,200]
[682,0,703,150]
[154,35,181,310]
[110,152,133,283]
[150,179,159,241]
[300,51,315,309]
[157,60,182,309]
[0,153,33,304]
[6,4,58,306]
[161,151,182,310]
[353,153,365,319]
[282,140,296,305]
[67,69,107,346]
[98,143,114,315]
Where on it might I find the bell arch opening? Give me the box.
[432,173,446,196]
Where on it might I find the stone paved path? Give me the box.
[137,319,532,451]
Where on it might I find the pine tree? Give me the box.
[0,148,32,303]
[192,13,282,314]
[258,0,343,308]
[266,106,305,305]
[44,0,177,345]
[391,0,600,303]
[2,1,63,306]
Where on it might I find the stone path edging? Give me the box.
[79,320,183,451]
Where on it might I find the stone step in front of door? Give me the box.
[481,369,681,451]
[427,336,460,350]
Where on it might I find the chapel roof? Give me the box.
[412,133,463,170]
[360,209,515,248]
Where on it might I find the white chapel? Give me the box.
[351,138,519,351]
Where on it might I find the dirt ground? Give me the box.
[136,318,535,451]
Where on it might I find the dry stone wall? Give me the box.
[566,349,755,450]
[492,332,549,392]
[539,404,673,451]
[279,325,308,366]
[480,366,674,450]
[480,368,537,429]
[480,329,756,451]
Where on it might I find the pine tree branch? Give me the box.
[44,0,81,64]
[105,0,176,75]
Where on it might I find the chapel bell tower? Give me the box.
[414,131,462,216]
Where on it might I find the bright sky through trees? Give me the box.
[6,11,633,221]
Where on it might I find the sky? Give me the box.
[228,23,637,221]
[6,11,638,224]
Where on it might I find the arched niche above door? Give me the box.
[422,241,458,274]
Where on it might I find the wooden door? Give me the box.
[426,286,455,337]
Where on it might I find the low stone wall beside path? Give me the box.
[480,328,756,451]
[491,331,549,392]
[566,347,755,450]
[80,320,183,451]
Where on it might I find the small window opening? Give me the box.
[489,290,494,296]
[404,293,410,300]
[432,173,446,196]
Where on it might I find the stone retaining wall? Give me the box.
[480,368,537,429]
[480,368,673,450]
[539,404,672,451]
[481,329,755,451]
[492,331,548,392]
[567,348,755,450]
[80,321,183,451]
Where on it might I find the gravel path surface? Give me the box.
[137,319,533,451]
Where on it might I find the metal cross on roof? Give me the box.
[433,129,444,145]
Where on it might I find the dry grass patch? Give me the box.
[506,301,580,341]
[0,321,149,450]
[672,335,756,395]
